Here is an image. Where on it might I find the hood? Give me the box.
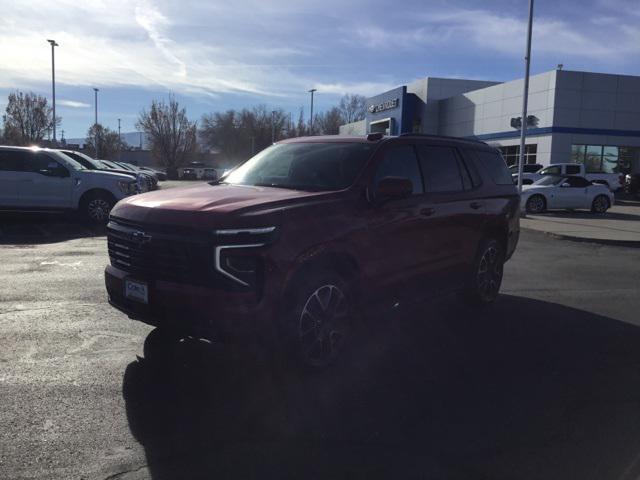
[521,184,553,194]
[78,169,136,182]
[110,182,331,229]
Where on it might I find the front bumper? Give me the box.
[105,264,275,341]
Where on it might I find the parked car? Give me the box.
[106,161,158,191]
[521,175,614,214]
[520,163,623,191]
[137,166,167,181]
[179,161,206,180]
[624,173,640,196]
[509,163,543,184]
[0,146,140,222]
[203,168,218,180]
[58,150,149,193]
[105,134,520,368]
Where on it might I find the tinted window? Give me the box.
[226,142,376,191]
[566,176,590,188]
[374,145,423,194]
[541,165,561,175]
[565,165,581,175]
[23,153,68,176]
[0,150,24,171]
[524,164,542,173]
[471,149,513,185]
[417,145,464,192]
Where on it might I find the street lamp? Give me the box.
[308,88,317,135]
[118,118,122,160]
[271,110,277,143]
[93,88,99,126]
[93,88,99,157]
[516,0,534,197]
[47,39,59,143]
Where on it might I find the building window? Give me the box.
[498,144,537,166]
[571,144,628,174]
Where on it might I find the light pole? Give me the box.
[93,88,99,157]
[516,0,534,197]
[118,118,122,160]
[308,88,317,135]
[93,88,99,126]
[47,39,59,143]
[271,110,277,143]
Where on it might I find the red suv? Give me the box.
[105,134,519,368]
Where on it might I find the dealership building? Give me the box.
[339,69,640,174]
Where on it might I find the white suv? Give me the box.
[0,146,140,222]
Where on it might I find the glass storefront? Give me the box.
[498,144,538,166]
[571,144,639,174]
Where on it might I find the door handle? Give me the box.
[469,202,482,210]
[420,207,435,217]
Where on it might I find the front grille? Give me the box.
[107,220,211,284]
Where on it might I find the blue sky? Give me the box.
[1,0,639,139]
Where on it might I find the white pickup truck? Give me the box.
[0,146,141,222]
[519,163,623,191]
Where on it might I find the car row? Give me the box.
[0,146,142,222]
[105,133,520,369]
[513,162,623,191]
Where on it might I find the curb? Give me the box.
[521,226,640,248]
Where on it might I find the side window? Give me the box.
[417,145,464,192]
[0,151,24,172]
[541,165,561,175]
[567,176,590,188]
[565,165,581,175]
[24,153,69,177]
[471,149,513,185]
[374,145,423,194]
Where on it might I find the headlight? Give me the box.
[117,180,138,195]
[213,227,278,287]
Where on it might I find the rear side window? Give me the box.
[417,145,464,193]
[374,145,424,194]
[565,165,581,175]
[0,150,24,171]
[471,149,513,185]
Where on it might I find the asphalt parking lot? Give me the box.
[2,213,640,479]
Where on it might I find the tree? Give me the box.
[296,107,307,137]
[85,124,124,160]
[137,97,197,178]
[314,107,344,135]
[2,91,58,145]
[338,93,366,124]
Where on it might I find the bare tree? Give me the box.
[2,91,59,145]
[296,107,307,137]
[338,93,366,124]
[314,107,344,135]
[84,124,124,160]
[137,97,197,178]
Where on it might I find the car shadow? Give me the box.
[122,295,640,480]
[532,210,640,222]
[0,212,105,245]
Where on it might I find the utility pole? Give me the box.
[118,118,121,160]
[271,110,277,143]
[517,0,534,197]
[93,88,99,157]
[47,39,59,143]
[308,88,317,135]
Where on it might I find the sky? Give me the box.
[0,0,639,139]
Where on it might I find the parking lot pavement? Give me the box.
[521,201,640,246]
[2,223,640,479]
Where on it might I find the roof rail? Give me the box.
[397,133,487,145]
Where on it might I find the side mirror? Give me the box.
[561,182,571,188]
[375,176,413,201]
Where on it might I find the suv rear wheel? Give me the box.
[82,191,114,223]
[285,271,355,369]
[464,238,505,306]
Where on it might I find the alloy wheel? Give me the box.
[298,284,350,368]
[87,198,111,222]
[593,196,608,213]
[526,195,545,214]
[476,245,503,303]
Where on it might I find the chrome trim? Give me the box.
[214,243,265,286]
[214,227,276,236]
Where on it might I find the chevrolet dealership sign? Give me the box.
[368,98,399,114]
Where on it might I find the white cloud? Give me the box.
[312,81,398,97]
[58,99,91,108]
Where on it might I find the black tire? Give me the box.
[81,191,115,223]
[143,328,181,366]
[282,270,356,370]
[591,194,610,214]
[463,238,505,307]
[525,194,546,214]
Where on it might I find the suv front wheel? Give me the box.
[82,191,115,223]
[464,238,505,306]
[285,271,355,369]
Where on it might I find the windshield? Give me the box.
[533,175,565,186]
[223,142,375,191]
[48,150,86,170]
[60,151,103,170]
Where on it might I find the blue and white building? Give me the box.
[339,69,640,174]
